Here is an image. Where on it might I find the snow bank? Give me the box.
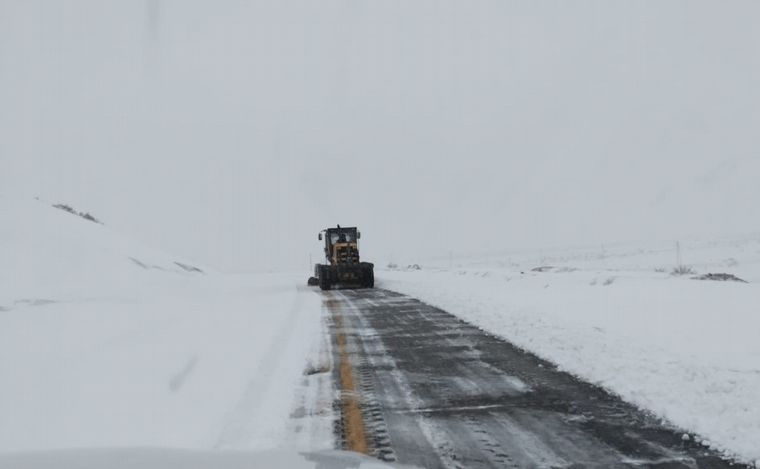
[0,198,326,453]
[378,237,760,465]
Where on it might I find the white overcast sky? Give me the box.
[1,1,759,271]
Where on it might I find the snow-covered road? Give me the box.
[324,288,747,468]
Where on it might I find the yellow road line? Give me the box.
[333,313,369,454]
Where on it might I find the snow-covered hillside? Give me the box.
[379,237,760,466]
[0,198,330,453]
[0,197,209,303]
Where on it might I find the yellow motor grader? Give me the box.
[308,225,374,290]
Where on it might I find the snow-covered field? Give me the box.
[379,238,760,466]
[0,198,334,458]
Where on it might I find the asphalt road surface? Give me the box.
[323,288,747,469]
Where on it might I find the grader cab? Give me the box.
[309,225,374,290]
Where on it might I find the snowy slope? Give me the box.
[0,197,209,304]
[379,237,760,466]
[0,198,329,453]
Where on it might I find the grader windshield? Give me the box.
[328,227,358,245]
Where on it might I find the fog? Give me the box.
[2,1,759,271]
